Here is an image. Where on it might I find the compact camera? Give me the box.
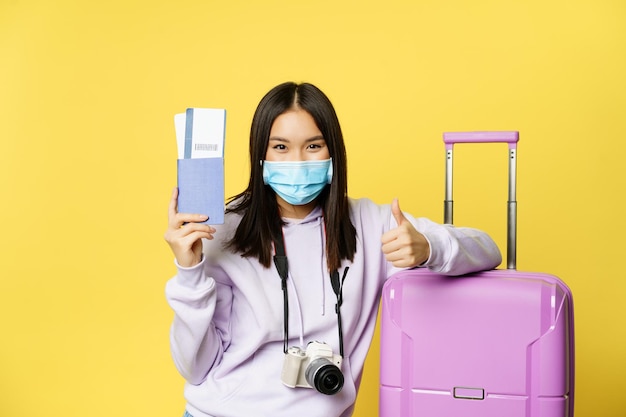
[281,341,344,395]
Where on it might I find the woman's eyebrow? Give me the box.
[305,135,325,142]
[268,136,289,142]
[268,135,325,142]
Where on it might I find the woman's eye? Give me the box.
[273,144,287,150]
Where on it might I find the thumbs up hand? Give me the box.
[381,198,431,268]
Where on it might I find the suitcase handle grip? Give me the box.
[443,131,519,150]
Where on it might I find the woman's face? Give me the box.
[265,108,330,162]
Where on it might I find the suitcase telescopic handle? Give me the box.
[442,131,519,270]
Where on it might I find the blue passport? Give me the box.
[177,157,224,224]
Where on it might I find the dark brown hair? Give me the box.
[226,82,356,271]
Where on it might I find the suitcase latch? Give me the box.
[453,387,485,400]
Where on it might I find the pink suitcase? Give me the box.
[379,132,575,417]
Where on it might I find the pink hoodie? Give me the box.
[166,198,502,417]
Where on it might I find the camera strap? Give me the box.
[273,234,290,354]
[273,229,348,357]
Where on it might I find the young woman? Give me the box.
[164,82,502,417]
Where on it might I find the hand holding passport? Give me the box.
[175,108,226,224]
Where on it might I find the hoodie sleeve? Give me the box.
[414,216,503,276]
[165,256,233,385]
[355,198,501,278]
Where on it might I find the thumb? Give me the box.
[391,198,408,226]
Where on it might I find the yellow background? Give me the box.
[1,0,624,415]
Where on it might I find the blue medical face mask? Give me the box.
[262,158,333,206]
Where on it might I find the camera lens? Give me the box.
[305,358,344,395]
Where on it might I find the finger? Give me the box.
[180,229,215,243]
[383,244,415,267]
[381,220,405,245]
[165,223,215,245]
[168,188,211,228]
[168,187,179,223]
[176,214,210,226]
[391,198,407,226]
[383,247,407,265]
[381,238,402,255]
[177,222,215,235]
